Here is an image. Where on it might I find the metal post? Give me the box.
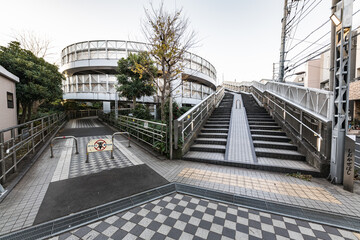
[330,0,353,184]
[169,96,173,160]
[115,92,118,120]
[0,133,5,184]
[11,129,17,172]
[30,122,35,153]
[278,0,288,82]
[41,118,45,142]
[330,0,341,91]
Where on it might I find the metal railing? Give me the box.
[111,132,131,159]
[224,81,332,160]
[174,87,225,150]
[0,113,66,184]
[61,40,217,80]
[67,110,100,119]
[224,80,333,119]
[50,136,79,158]
[99,113,168,153]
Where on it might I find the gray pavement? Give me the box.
[1,117,360,238]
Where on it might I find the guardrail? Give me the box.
[224,81,333,167]
[0,113,66,184]
[99,113,167,153]
[50,136,79,158]
[67,110,100,119]
[224,81,333,120]
[111,132,131,159]
[174,87,225,152]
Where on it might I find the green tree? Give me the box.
[0,41,63,123]
[138,3,197,122]
[116,52,157,108]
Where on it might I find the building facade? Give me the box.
[60,40,217,111]
[0,65,19,139]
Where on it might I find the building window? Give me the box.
[7,92,14,109]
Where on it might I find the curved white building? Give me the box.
[60,40,217,110]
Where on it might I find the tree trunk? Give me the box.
[160,95,165,123]
[132,96,137,109]
[27,102,32,122]
[20,103,27,124]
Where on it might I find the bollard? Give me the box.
[111,132,131,159]
[50,136,79,158]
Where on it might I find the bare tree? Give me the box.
[138,2,197,122]
[12,30,53,59]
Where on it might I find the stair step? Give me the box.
[248,121,278,126]
[195,138,227,145]
[253,140,297,150]
[256,157,320,176]
[190,144,226,153]
[204,124,230,129]
[183,151,225,161]
[251,130,286,136]
[252,134,291,142]
[202,128,229,133]
[207,121,230,124]
[247,118,274,122]
[255,148,306,161]
[198,133,228,139]
[250,125,281,130]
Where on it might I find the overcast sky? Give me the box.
[1,0,360,84]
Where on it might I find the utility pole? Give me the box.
[278,0,288,82]
[329,0,340,91]
[329,0,353,184]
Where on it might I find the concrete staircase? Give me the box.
[183,93,234,161]
[242,94,320,176]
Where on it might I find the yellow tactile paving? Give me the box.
[178,168,341,204]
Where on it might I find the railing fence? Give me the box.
[0,113,66,184]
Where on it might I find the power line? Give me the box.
[287,20,329,53]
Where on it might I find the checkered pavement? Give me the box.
[50,193,359,240]
[69,136,133,178]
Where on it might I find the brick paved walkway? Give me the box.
[50,193,360,240]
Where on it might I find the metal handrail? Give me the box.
[224,80,333,120]
[50,136,79,158]
[174,87,225,150]
[111,132,130,159]
[266,97,323,140]
[1,113,66,183]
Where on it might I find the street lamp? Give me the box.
[330,14,341,26]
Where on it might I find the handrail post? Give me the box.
[41,118,45,142]
[111,132,131,159]
[11,129,17,172]
[0,133,5,184]
[50,136,79,158]
[30,122,35,153]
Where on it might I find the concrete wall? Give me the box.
[319,51,330,84]
[0,75,17,134]
[304,59,321,89]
